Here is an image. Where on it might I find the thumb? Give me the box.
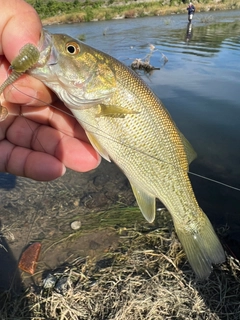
[0,0,42,63]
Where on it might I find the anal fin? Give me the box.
[130,183,156,223]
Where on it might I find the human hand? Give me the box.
[0,0,100,181]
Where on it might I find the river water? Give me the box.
[0,9,240,291]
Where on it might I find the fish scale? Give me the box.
[1,29,225,279]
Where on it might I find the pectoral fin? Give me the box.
[130,183,156,223]
[179,132,197,165]
[85,131,111,162]
[96,104,139,118]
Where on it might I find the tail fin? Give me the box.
[175,213,225,280]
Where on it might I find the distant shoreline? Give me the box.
[41,1,239,26]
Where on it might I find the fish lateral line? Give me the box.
[6,84,240,194]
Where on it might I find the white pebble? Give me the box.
[70,220,81,230]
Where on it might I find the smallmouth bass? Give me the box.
[1,30,225,279]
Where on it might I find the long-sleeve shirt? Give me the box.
[187,5,195,14]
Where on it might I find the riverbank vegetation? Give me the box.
[25,0,240,25]
[1,206,240,319]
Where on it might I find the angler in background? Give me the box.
[187,2,195,22]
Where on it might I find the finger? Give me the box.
[0,113,19,140]
[6,117,101,172]
[0,140,65,181]
[0,0,42,62]
[0,55,55,107]
[4,74,56,107]
[21,103,89,142]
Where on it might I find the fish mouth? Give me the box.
[37,29,59,67]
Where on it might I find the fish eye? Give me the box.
[65,42,80,55]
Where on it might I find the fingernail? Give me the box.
[60,165,66,177]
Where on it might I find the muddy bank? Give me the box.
[0,160,138,290]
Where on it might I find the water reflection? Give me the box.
[155,20,240,58]
[185,22,193,42]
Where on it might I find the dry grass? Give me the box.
[1,208,240,319]
[43,12,86,25]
